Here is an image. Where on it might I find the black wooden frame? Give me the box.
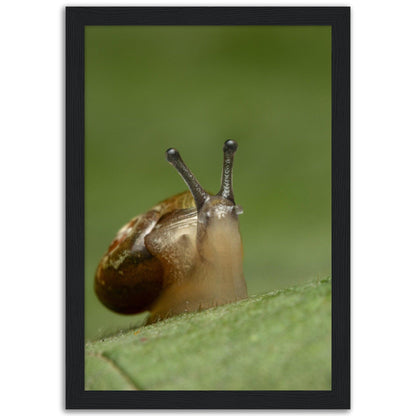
[66,6,350,409]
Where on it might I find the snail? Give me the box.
[94,140,248,324]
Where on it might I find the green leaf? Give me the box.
[85,278,331,390]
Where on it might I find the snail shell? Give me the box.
[94,140,247,324]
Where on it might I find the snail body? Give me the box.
[94,140,247,324]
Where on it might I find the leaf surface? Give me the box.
[85,278,331,390]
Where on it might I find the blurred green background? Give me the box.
[85,26,331,340]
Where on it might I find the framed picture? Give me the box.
[66,6,350,409]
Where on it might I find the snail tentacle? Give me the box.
[166,148,208,211]
[217,139,238,203]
